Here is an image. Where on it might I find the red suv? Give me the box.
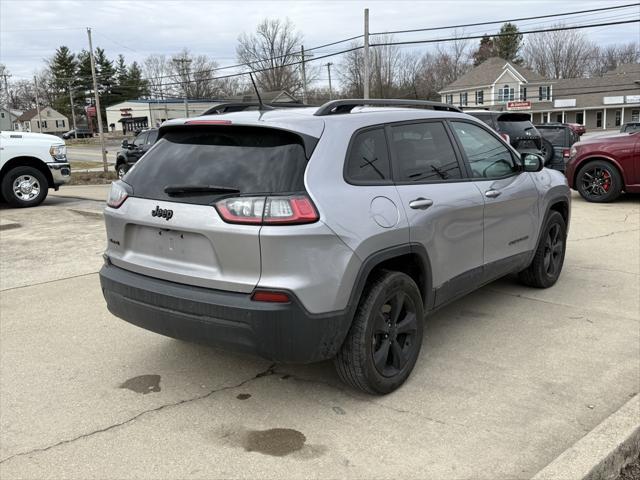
[566,132,640,202]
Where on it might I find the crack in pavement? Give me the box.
[569,228,639,242]
[0,271,100,292]
[0,363,277,465]
[487,288,639,321]
[566,265,639,276]
[0,363,460,465]
[271,368,460,428]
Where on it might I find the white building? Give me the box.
[106,92,301,134]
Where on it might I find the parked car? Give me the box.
[465,110,545,158]
[0,130,71,207]
[565,131,640,202]
[115,128,158,178]
[62,128,92,139]
[100,99,570,394]
[620,122,640,133]
[534,124,581,171]
[566,123,586,136]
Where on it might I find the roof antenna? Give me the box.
[248,72,266,111]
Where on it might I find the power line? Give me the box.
[370,19,640,47]
[372,2,640,35]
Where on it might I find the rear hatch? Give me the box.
[105,124,317,292]
[496,113,542,151]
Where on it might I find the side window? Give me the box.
[133,132,148,147]
[391,122,462,182]
[345,128,391,183]
[146,130,158,144]
[451,121,517,179]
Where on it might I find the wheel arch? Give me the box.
[573,156,625,189]
[346,244,434,319]
[0,156,53,188]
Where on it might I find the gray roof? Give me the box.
[441,57,546,92]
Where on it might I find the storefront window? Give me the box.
[596,111,603,128]
[576,112,584,125]
[615,110,622,126]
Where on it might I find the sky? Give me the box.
[1,0,638,85]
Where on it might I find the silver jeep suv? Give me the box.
[100,99,570,394]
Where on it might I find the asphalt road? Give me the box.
[0,186,638,479]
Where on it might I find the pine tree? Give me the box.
[473,35,495,66]
[47,46,77,117]
[493,23,523,64]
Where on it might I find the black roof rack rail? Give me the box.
[201,102,311,116]
[313,99,462,116]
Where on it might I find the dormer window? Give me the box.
[498,84,514,102]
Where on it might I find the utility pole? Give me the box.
[326,62,333,100]
[301,45,308,104]
[33,76,43,133]
[172,57,191,118]
[363,8,370,100]
[87,27,108,173]
[68,82,78,139]
[1,72,10,109]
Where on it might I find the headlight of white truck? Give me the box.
[49,144,67,161]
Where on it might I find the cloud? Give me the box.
[0,0,636,79]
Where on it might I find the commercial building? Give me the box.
[106,91,301,134]
[439,57,640,130]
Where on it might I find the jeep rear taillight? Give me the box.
[215,195,319,225]
[499,132,510,144]
[562,148,571,158]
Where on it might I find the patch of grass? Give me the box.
[68,171,118,185]
[69,161,105,170]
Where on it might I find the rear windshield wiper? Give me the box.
[164,184,240,196]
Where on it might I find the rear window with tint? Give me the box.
[124,126,310,205]
[537,127,566,145]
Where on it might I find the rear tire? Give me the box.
[334,270,424,394]
[576,160,622,203]
[519,211,566,288]
[540,138,554,165]
[1,166,48,208]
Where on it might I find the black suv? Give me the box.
[115,128,159,178]
[465,111,544,157]
[534,123,580,172]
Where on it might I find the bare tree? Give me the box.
[589,42,640,76]
[522,24,595,78]
[236,18,303,93]
[169,49,240,99]
[143,54,172,99]
[338,32,472,100]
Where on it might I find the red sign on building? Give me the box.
[506,101,532,111]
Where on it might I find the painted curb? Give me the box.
[532,394,639,480]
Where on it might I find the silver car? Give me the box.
[100,99,570,394]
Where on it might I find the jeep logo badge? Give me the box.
[151,206,173,220]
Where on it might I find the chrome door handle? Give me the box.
[485,190,501,199]
[409,198,433,210]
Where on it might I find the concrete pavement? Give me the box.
[0,187,638,479]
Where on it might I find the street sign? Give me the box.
[506,101,531,111]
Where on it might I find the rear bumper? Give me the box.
[99,262,351,363]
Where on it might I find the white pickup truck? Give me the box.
[0,131,71,207]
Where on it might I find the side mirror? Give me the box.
[121,139,129,149]
[522,153,544,172]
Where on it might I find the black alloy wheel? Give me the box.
[372,291,418,377]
